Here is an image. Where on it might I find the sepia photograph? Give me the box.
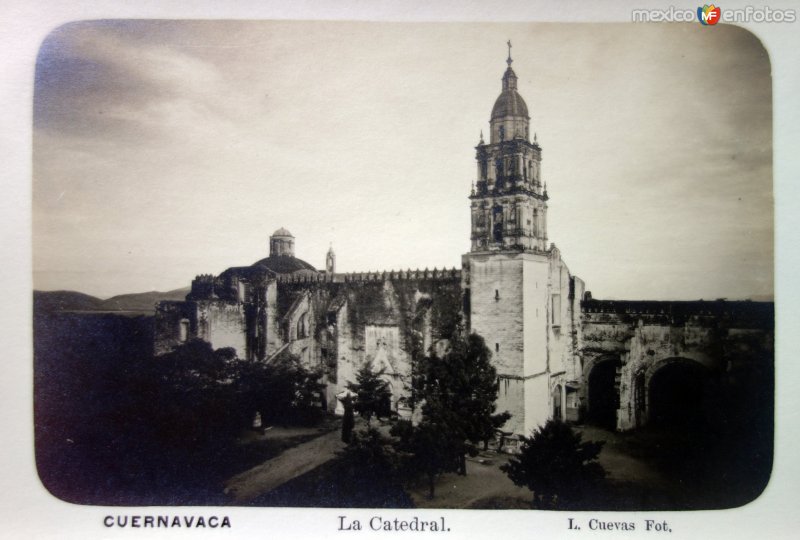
[32,19,774,513]
[26,12,782,530]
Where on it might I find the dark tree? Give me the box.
[233,349,325,427]
[141,339,243,448]
[346,360,392,426]
[391,416,462,499]
[501,420,606,509]
[410,333,509,475]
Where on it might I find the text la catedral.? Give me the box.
[339,515,450,532]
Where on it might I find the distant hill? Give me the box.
[100,288,190,312]
[33,290,105,313]
[34,287,190,314]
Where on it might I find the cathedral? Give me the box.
[156,48,773,441]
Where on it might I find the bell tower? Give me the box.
[325,245,336,274]
[464,43,557,437]
[471,41,548,253]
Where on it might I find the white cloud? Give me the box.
[33,21,773,300]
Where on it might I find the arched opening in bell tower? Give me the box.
[492,205,503,243]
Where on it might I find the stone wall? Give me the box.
[579,299,774,431]
[198,300,247,357]
[465,248,581,436]
[276,275,463,414]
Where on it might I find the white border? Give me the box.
[2,1,798,538]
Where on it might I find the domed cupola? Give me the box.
[269,227,295,257]
[489,41,530,144]
[249,227,318,274]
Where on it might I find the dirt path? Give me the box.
[225,422,716,510]
[409,426,687,510]
[577,426,667,485]
[408,452,531,509]
[224,428,345,503]
[575,425,693,510]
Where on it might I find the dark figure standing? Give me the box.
[341,396,355,444]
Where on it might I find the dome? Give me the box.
[491,65,529,121]
[269,226,296,257]
[492,90,528,120]
[491,90,529,120]
[272,227,294,238]
[251,254,317,274]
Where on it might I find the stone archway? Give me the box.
[645,357,712,428]
[585,355,621,430]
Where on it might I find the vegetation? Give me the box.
[409,333,510,477]
[34,314,326,505]
[234,348,326,427]
[346,360,392,425]
[357,332,510,499]
[501,420,606,509]
[391,418,462,499]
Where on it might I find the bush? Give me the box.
[346,361,392,425]
[501,420,606,509]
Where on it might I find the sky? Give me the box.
[32,20,773,300]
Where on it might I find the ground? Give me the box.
[223,419,770,510]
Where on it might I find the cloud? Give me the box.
[32,21,773,300]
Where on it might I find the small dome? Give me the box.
[272,227,294,238]
[491,90,529,120]
[269,226,296,257]
[491,65,529,121]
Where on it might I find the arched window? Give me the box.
[296,312,308,339]
[492,205,504,242]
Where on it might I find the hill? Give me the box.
[33,290,105,313]
[34,287,190,314]
[100,288,190,312]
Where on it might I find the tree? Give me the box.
[410,333,509,475]
[390,417,463,499]
[347,360,392,425]
[234,350,325,426]
[144,339,243,448]
[501,420,606,509]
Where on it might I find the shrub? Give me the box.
[501,420,606,509]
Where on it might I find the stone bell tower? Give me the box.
[464,42,557,437]
[470,42,548,252]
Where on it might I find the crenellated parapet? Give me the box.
[582,299,773,329]
[275,267,462,284]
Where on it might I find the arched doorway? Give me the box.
[648,359,710,428]
[587,357,620,430]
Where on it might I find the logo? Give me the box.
[698,4,722,25]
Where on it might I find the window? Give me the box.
[495,343,500,352]
[495,289,500,301]
[296,312,308,339]
[551,294,561,326]
[179,319,189,342]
